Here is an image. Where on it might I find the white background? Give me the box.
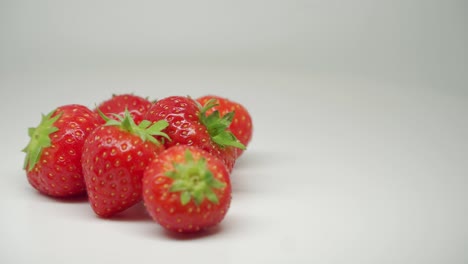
[1,1,467,263]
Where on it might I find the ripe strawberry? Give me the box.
[95,94,152,125]
[144,96,245,172]
[23,104,100,197]
[81,110,169,218]
[197,95,253,155]
[143,145,231,233]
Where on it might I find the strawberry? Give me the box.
[143,145,231,233]
[197,95,253,156]
[144,96,245,172]
[81,110,169,218]
[23,104,100,197]
[95,94,152,125]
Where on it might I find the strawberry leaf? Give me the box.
[167,149,226,206]
[205,188,219,204]
[146,121,171,141]
[98,108,170,146]
[138,120,152,129]
[212,131,246,149]
[23,110,62,171]
[198,98,246,150]
[170,180,188,192]
[180,191,191,205]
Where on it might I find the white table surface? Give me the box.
[0,66,466,264]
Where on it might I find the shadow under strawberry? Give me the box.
[105,202,152,222]
[30,190,89,204]
[158,225,223,240]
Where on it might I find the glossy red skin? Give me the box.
[95,94,152,125]
[26,104,99,197]
[81,126,165,218]
[197,95,252,156]
[144,96,237,172]
[143,146,231,233]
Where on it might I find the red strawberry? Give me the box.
[95,94,152,125]
[23,104,100,197]
[81,110,169,218]
[197,95,253,156]
[144,96,245,172]
[143,145,231,233]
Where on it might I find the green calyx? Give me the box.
[98,108,170,145]
[166,150,226,206]
[23,110,62,171]
[198,99,246,150]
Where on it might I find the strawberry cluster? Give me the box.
[23,94,253,233]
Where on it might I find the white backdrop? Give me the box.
[1,1,467,264]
